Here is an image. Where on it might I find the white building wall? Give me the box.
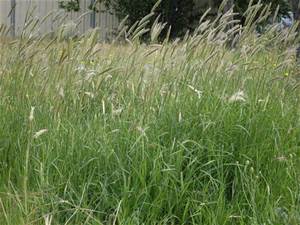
[0,0,119,39]
[0,0,11,34]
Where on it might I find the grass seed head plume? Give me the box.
[43,214,53,225]
[228,90,246,103]
[29,106,35,122]
[58,86,65,98]
[33,129,48,139]
[188,85,203,99]
[1,1,300,224]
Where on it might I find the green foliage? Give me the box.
[59,0,195,37]
[1,3,300,223]
[234,0,291,24]
[102,0,195,36]
[58,0,80,12]
[235,0,290,15]
[58,0,292,38]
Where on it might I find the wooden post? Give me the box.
[222,0,234,28]
[10,0,16,36]
[223,0,234,13]
[289,0,300,22]
[289,1,300,61]
[90,0,96,28]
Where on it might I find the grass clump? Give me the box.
[0,3,300,225]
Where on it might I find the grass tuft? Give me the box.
[0,3,300,225]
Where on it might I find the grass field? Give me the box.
[1,6,300,225]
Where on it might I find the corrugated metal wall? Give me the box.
[0,0,119,40]
[0,0,11,35]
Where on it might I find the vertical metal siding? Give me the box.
[0,0,119,39]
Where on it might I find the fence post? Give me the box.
[90,0,96,28]
[10,0,16,36]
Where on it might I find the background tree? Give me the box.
[288,0,300,22]
[58,0,80,12]
[100,0,195,37]
[59,0,292,37]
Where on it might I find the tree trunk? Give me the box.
[169,0,178,26]
[289,0,300,23]
[289,1,300,59]
[223,0,234,13]
[222,0,234,29]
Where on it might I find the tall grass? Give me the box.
[0,2,300,225]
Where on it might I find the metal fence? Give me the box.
[0,0,119,40]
